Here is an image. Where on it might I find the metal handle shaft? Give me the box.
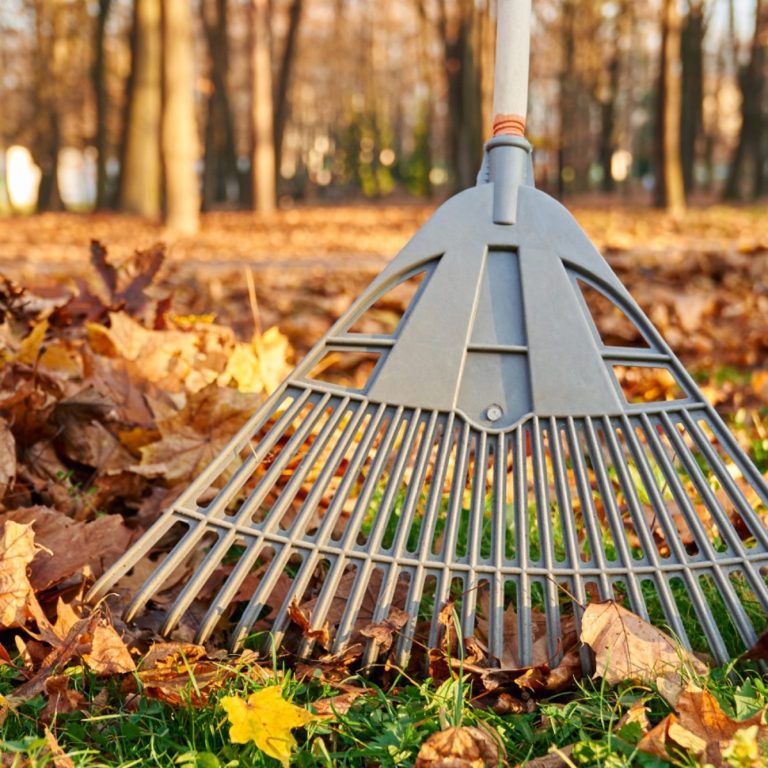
[492,0,531,137]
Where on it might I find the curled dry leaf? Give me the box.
[287,599,332,651]
[638,685,768,767]
[415,726,506,768]
[359,606,410,654]
[580,601,708,703]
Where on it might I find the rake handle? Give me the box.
[492,0,532,137]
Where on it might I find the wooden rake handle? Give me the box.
[492,0,532,137]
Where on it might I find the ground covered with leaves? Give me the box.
[0,205,766,767]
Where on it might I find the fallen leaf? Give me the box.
[137,384,263,483]
[0,521,40,628]
[580,601,708,703]
[359,606,409,654]
[42,674,88,720]
[287,600,332,651]
[312,686,370,717]
[43,725,75,768]
[519,744,575,768]
[0,417,16,497]
[83,622,136,675]
[1,507,135,590]
[415,726,505,768]
[638,685,768,767]
[220,686,318,767]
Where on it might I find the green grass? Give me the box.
[1,652,767,767]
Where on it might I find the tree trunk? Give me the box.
[162,0,201,233]
[681,0,704,194]
[654,0,686,216]
[274,0,303,183]
[598,4,622,193]
[120,0,162,217]
[438,0,483,192]
[251,0,276,213]
[202,0,240,209]
[32,0,62,212]
[724,0,767,200]
[92,0,112,210]
[558,0,575,200]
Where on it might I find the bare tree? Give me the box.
[120,0,162,217]
[92,0,112,209]
[201,0,240,208]
[724,0,767,200]
[274,0,304,182]
[654,0,686,215]
[162,0,201,233]
[251,0,276,213]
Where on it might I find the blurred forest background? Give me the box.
[0,0,766,234]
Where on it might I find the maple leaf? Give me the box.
[220,686,317,767]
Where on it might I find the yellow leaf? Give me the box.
[220,686,316,767]
[0,521,39,628]
[15,319,48,365]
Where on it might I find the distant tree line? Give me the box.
[0,0,765,229]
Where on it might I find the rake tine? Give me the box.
[161,399,352,634]
[582,416,646,617]
[183,398,367,641]
[638,413,731,662]
[487,432,506,663]
[681,411,768,546]
[395,414,456,664]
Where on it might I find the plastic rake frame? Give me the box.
[89,139,768,670]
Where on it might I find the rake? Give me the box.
[90,0,768,669]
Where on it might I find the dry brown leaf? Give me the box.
[0,417,16,497]
[359,607,409,654]
[43,726,75,768]
[1,507,135,590]
[42,674,88,720]
[287,600,332,651]
[0,521,40,628]
[580,601,707,703]
[83,622,136,676]
[135,642,245,707]
[518,745,575,768]
[415,726,506,768]
[136,384,263,483]
[638,685,768,767]
[312,687,371,717]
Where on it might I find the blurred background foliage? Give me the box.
[0,0,765,232]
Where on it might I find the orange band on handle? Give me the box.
[492,113,526,137]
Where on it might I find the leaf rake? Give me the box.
[90,0,768,669]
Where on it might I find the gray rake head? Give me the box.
[89,137,768,670]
